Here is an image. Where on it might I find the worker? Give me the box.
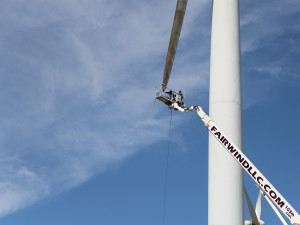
[177,90,184,107]
[165,90,173,100]
[178,90,183,100]
[166,90,177,102]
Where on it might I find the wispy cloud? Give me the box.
[0,157,49,216]
[0,0,210,217]
[240,0,300,107]
[240,0,300,53]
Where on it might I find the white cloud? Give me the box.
[240,0,300,53]
[0,0,211,217]
[0,157,49,216]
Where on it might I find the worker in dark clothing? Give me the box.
[178,90,183,100]
[165,90,175,101]
[177,90,184,107]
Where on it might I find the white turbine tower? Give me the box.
[158,0,244,224]
[208,0,244,225]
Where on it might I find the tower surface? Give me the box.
[208,0,244,224]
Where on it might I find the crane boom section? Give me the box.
[172,103,300,225]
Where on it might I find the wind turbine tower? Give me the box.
[208,0,244,225]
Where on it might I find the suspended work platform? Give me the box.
[155,85,185,108]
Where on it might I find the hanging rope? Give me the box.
[162,109,173,225]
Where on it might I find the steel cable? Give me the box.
[162,109,173,225]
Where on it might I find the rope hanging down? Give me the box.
[162,109,173,225]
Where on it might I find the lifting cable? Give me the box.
[162,109,173,225]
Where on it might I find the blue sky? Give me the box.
[0,0,299,224]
